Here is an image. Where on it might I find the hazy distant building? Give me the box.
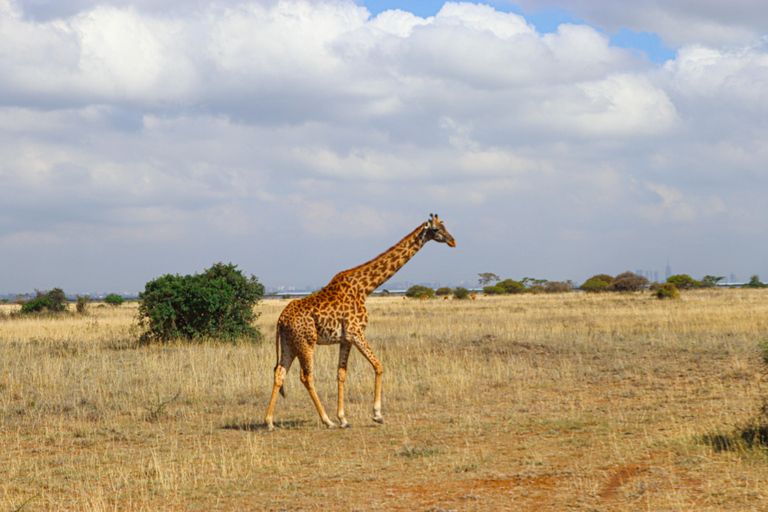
[665,259,672,280]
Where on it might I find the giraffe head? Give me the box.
[422,213,456,247]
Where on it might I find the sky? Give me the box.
[1,0,768,294]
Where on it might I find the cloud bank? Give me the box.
[1,0,767,292]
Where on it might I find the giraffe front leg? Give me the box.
[372,360,384,424]
[337,343,352,428]
[352,335,384,424]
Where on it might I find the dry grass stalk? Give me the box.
[0,291,767,510]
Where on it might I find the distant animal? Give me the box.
[420,296,428,301]
[264,214,456,430]
[443,296,449,300]
[471,293,477,300]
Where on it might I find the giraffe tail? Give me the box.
[276,321,286,398]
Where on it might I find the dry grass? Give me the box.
[1,290,767,511]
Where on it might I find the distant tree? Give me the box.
[405,285,433,298]
[477,273,500,287]
[104,293,125,307]
[667,274,701,290]
[483,285,505,295]
[700,275,726,288]
[580,274,613,293]
[743,275,768,288]
[435,287,453,296]
[607,272,649,292]
[497,279,525,294]
[379,289,390,296]
[453,287,470,300]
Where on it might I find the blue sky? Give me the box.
[1,0,767,294]
[361,0,677,63]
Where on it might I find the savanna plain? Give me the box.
[1,290,768,511]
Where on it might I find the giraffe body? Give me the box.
[264,214,455,430]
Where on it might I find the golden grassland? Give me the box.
[1,290,767,511]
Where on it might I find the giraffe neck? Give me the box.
[331,222,429,297]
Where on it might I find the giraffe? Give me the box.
[264,214,456,430]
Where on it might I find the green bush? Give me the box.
[580,274,613,293]
[435,287,453,296]
[483,285,504,295]
[453,287,470,300]
[497,279,525,294]
[655,283,680,300]
[104,293,125,307]
[405,285,433,298]
[413,289,434,299]
[21,288,68,314]
[667,274,700,290]
[138,262,264,343]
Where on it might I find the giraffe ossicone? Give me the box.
[264,214,456,430]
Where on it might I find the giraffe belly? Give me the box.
[316,325,343,345]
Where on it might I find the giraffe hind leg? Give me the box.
[298,352,337,429]
[264,352,294,431]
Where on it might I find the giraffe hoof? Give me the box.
[341,423,352,428]
[373,417,384,424]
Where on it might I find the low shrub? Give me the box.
[435,287,453,296]
[497,279,525,294]
[483,285,505,295]
[453,287,470,300]
[544,281,573,293]
[743,275,768,288]
[580,275,613,293]
[104,293,125,307]
[667,274,700,290]
[76,295,90,314]
[655,283,680,300]
[20,288,68,314]
[405,285,433,298]
[607,272,649,292]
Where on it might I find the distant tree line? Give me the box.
[2,289,129,316]
[478,274,575,295]
[473,271,768,300]
[403,284,471,300]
